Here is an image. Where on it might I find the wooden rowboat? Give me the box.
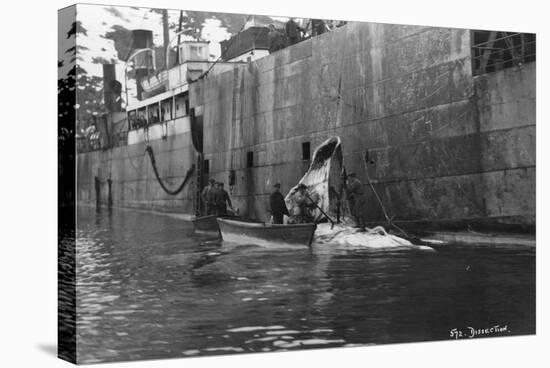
[217,218,317,248]
[192,214,245,234]
[191,215,220,233]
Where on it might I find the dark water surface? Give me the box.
[75,206,535,363]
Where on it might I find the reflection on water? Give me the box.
[75,206,535,364]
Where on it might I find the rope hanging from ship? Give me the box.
[145,145,195,195]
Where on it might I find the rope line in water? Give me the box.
[362,152,412,239]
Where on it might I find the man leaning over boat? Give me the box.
[288,184,318,224]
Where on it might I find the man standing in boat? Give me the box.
[201,178,216,215]
[347,173,367,230]
[269,183,289,224]
[214,182,233,216]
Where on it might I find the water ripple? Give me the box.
[73,206,535,363]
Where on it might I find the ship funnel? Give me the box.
[102,64,122,112]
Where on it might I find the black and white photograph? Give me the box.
[56,2,538,364]
[54,0,542,365]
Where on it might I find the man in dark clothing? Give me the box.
[285,18,302,46]
[347,173,367,230]
[269,183,289,224]
[214,182,232,216]
[202,178,216,215]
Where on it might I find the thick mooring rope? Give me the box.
[145,145,195,195]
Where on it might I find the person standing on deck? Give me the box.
[347,173,367,230]
[267,24,286,53]
[201,178,216,215]
[269,183,289,224]
[214,182,232,216]
[285,18,303,46]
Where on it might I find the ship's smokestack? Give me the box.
[131,29,154,101]
[102,64,122,112]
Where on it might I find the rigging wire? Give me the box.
[361,151,412,239]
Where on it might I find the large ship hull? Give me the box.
[188,22,535,231]
[77,22,535,232]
